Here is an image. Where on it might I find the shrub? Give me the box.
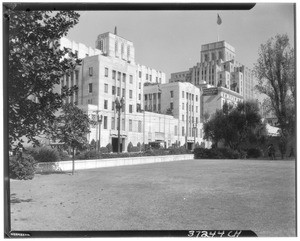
[99,147,109,154]
[194,147,239,159]
[127,142,133,152]
[131,146,140,152]
[76,150,101,160]
[247,148,262,158]
[169,146,191,155]
[28,146,61,163]
[106,143,112,153]
[9,153,36,180]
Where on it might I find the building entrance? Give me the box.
[112,137,123,153]
[187,142,193,150]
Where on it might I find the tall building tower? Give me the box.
[95,31,135,64]
[170,40,255,102]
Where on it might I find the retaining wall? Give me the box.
[35,154,194,173]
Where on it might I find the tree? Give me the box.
[203,101,265,151]
[254,34,295,156]
[8,8,81,150]
[56,104,91,175]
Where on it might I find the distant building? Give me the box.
[170,40,255,116]
[144,82,205,149]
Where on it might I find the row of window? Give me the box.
[181,91,199,101]
[138,71,162,83]
[103,100,140,113]
[93,115,142,132]
[181,115,199,123]
[182,103,198,113]
[92,116,201,138]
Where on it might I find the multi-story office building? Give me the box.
[170,40,255,117]
[58,31,196,151]
[144,82,204,149]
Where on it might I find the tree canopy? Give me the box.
[8,9,81,150]
[203,101,266,150]
[56,104,91,174]
[254,34,295,139]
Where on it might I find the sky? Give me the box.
[66,3,295,81]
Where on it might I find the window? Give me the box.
[156,77,158,83]
[182,115,184,121]
[182,127,185,136]
[174,125,178,136]
[104,84,108,93]
[88,83,93,93]
[138,121,142,133]
[139,71,142,78]
[196,106,198,113]
[158,104,161,112]
[170,91,174,98]
[159,78,161,83]
[192,94,194,101]
[111,117,115,130]
[196,95,198,101]
[196,117,198,124]
[144,94,147,101]
[112,101,115,110]
[115,41,118,53]
[104,100,108,109]
[117,87,120,96]
[89,67,93,76]
[144,105,147,111]
[121,43,124,55]
[139,94,141,100]
[186,93,188,99]
[112,86,116,95]
[158,93,161,99]
[105,67,109,77]
[182,91,184,98]
[129,90,133,99]
[170,102,173,110]
[153,104,156,111]
[139,82,141,89]
[129,104,133,113]
[146,74,148,80]
[182,103,184,110]
[122,88,125,97]
[122,73,126,82]
[103,116,108,129]
[127,46,130,57]
[130,75,133,84]
[117,72,121,81]
[149,75,152,81]
[112,70,116,80]
[122,118,125,131]
[75,70,79,83]
[129,119,133,132]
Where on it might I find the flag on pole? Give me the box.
[217,14,222,25]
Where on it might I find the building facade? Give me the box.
[170,40,255,116]
[58,31,200,151]
[143,82,205,149]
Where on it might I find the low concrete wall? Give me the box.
[35,154,194,173]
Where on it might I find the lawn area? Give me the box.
[10,158,296,237]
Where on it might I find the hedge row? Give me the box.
[194,147,263,159]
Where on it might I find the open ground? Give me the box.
[10,158,296,237]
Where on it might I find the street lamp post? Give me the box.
[115,97,125,153]
[193,122,196,149]
[97,114,103,152]
[93,110,102,152]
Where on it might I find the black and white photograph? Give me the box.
[4,1,296,238]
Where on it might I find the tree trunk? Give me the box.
[72,147,75,175]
